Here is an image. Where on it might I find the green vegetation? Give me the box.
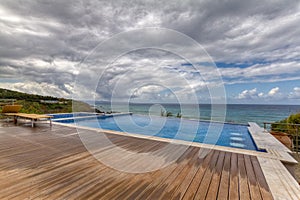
[0,88,58,102]
[271,113,300,152]
[271,113,300,134]
[176,112,182,118]
[160,109,182,118]
[0,88,93,114]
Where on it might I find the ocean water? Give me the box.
[95,102,300,126]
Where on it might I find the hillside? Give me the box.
[0,88,93,114]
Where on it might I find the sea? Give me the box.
[94,102,300,127]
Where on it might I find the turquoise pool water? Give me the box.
[54,113,260,151]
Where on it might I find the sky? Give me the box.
[0,0,300,104]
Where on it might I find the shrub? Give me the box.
[272,113,300,135]
[166,111,173,117]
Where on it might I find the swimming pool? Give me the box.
[49,112,97,119]
[54,113,259,151]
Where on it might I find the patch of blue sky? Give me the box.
[180,63,192,67]
[164,65,201,77]
[181,62,215,67]
[215,62,254,68]
[180,61,264,69]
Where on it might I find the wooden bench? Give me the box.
[5,113,53,127]
[1,105,23,126]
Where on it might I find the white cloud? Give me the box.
[294,87,300,93]
[289,87,300,99]
[0,81,73,98]
[268,87,279,96]
[237,88,259,99]
[0,0,299,103]
[237,87,283,101]
[220,62,300,84]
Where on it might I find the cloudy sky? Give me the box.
[0,0,300,104]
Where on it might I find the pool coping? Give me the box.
[247,122,300,199]
[52,119,297,164]
[248,122,297,164]
[258,157,300,200]
[51,121,278,159]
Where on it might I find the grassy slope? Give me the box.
[0,88,92,114]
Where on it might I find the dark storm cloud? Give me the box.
[0,0,299,100]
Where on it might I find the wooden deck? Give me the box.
[0,123,274,199]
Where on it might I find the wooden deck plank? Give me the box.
[217,151,231,200]
[181,150,216,200]
[244,154,263,200]
[125,148,200,199]
[229,153,239,200]
[111,146,196,200]
[109,173,157,199]
[250,156,274,200]
[91,145,196,198]
[168,149,206,199]
[66,170,129,199]
[12,163,103,199]
[0,124,275,200]
[194,150,221,200]
[96,140,172,172]
[206,151,226,199]
[0,152,98,199]
[140,147,198,200]
[158,148,200,199]
[238,154,251,200]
